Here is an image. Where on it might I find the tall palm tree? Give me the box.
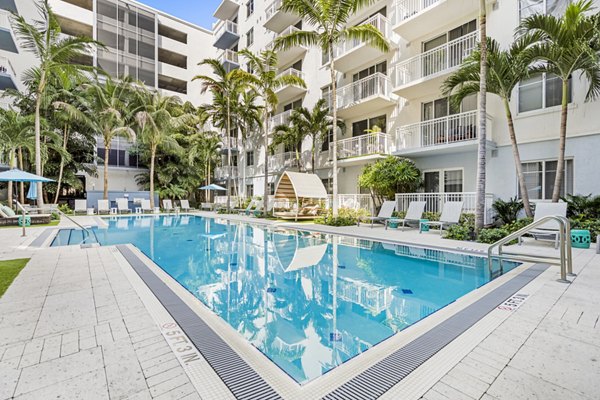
[475,0,489,230]
[443,38,534,217]
[79,76,136,199]
[188,132,222,202]
[275,0,389,216]
[519,0,600,202]
[194,59,246,211]
[236,49,306,214]
[11,0,98,206]
[135,90,193,208]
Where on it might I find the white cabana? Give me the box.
[273,171,328,220]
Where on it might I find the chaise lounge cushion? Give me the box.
[0,205,16,217]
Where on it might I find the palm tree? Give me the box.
[518,0,600,202]
[236,49,306,214]
[271,117,304,171]
[79,76,136,199]
[475,0,489,231]
[275,0,389,216]
[188,132,222,203]
[135,90,193,208]
[194,59,246,211]
[11,0,98,206]
[443,38,534,217]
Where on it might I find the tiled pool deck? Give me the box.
[0,214,598,399]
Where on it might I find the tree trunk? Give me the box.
[149,144,156,209]
[34,89,44,206]
[7,149,14,209]
[263,112,270,215]
[551,79,569,202]
[503,99,532,217]
[103,140,110,200]
[330,48,339,217]
[53,125,69,204]
[18,147,24,205]
[226,97,232,212]
[311,134,316,174]
[475,0,488,231]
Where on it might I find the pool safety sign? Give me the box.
[497,293,529,311]
[161,322,202,365]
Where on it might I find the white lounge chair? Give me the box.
[358,200,396,228]
[420,201,463,235]
[162,199,174,213]
[140,199,152,213]
[180,199,195,212]
[519,202,567,249]
[74,199,87,215]
[116,198,131,214]
[201,202,214,211]
[385,201,426,230]
[97,199,110,214]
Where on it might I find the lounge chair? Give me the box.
[420,201,463,235]
[140,199,153,213]
[358,200,396,228]
[201,202,214,211]
[518,202,567,249]
[116,198,131,214]
[73,199,88,215]
[180,200,195,212]
[162,199,174,213]
[97,199,110,214]
[0,205,51,225]
[237,200,256,216]
[385,201,426,230]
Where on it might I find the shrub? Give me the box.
[316,207,370,227]
[492,197,524,225]
[445,224,473,241]
[562,194,600,219]
[423,211,440,222]
[51,212,60,221]
[58,204,72,214]
[570,216,600,243]
[477,228,510,244]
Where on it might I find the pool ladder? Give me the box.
[487,216,574,283]
[57,209,98,245]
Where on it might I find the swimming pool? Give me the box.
[52,215,518,384]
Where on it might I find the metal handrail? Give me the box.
[56,208,96,245]
[487,215,573,283]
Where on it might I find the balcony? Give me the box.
[270,109,293,127]
[214,20,239,50]
[392,31,478,98]
[330,132,392,166]
[214,166,238,181]
[274,68,306,103]
[0,11,17,53]
[269,152,299,172]
[324,73,396,119]
[264,0,299,33]
[0,57,17,91]
[219,49,240,72]
[333,14,393,72]
[392,0,484,41]
[221,136,239,152]
[268,26,307,68]
[395,110,494,156]
[213,0,241,20]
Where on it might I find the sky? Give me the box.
[140,0,221,30]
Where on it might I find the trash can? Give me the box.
[571,229,591,249]
[18,216,31,227]
[420,219,429,232]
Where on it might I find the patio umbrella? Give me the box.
[0,169,55,237]
[26,183,37,200]
[199,183,227,191]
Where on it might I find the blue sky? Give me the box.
[141,0,220,29]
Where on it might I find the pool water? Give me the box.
[53,215,518,384]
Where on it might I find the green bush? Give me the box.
[445,224,473,241]
[423,211,440,222]
[58,204,72,214]
[51,212,60,221]
[477,228,510,244]
[492,197,524,225]
[570,216,600,243]
[562,194,600,219]
[316,207,370,227]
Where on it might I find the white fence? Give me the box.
[396,111,492,150]
[393,0,442,24]
[334,14,390,58]
[393,32,478,87]
[395,192,495,224]
[332,132,391,159]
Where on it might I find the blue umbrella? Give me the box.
[0,168,54,183]
[26,183,37,200]
[200,183,227,191]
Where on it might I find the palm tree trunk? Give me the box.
[330,48,339,217]
[226,97,232,212]
[149,144,156,209]
[34,90,44,206]
[552,79,569,202]
[18,147,24,205]
[311,134,316,174]
[7,149,14,209]
[263,113,270,215]
[53,125,69,204]
[103,140,110,200]
[503,99,532,217]
[475,0,488,231]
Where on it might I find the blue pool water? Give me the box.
[52,215,518,384]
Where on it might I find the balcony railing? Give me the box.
[333,14,390,59]
[214,19,238,37]
[268,26,301,49]
[265,0,283,21]
[393,0,442,24]
[331,132,391,159]
[270,109,293,127]
[221,136,239,149]
[214,166,238,180]
[0,10,11,30]
[396,110,492,150]
[395,192,495,224]
[268,151,298,170]
[324,73,392,109]
[0,56,15,77]
[393,32,478,87]
[276,67,304,84]
[219,49,239,65]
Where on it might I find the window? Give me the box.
[269,182,275,195]
[321,128,334,151]
[246,27,254,47]
[518,73,572,113]
[352,115,387,136]
[423,169,463,193]
[247,63,254,74]
[246,0,254,17]
[520,0,571,18]
[246,151,254,166]
[352,61,387,81]
[246,184,254,196]
[283,99,302,111]
[321,178,333,194]
[520,159,573,200]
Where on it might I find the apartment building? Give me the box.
[213,0,600,209]
[0,0,215,194]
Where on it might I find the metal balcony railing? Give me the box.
[276,67,305,85]
[270,109,293,127]
[393,32,478,87]
[214,166,238,180]
[214,19,238,38]
[0,56,16,77]
[268,151,298,170]
[396,110,492,150]
[331,132,391,159]
[265,0,283,21]
[268,26,302,49]
[333,14,390,59]
[220,49,239,65]
[323,73,392,109]
[221,136,239,149]
[393,0,442,24]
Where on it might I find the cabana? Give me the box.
[273,171,328,221]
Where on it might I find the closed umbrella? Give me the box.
[26,183,37,200]
[0,169,55,236]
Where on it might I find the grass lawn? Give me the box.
[0,258,30,297]
[0,220,60,229]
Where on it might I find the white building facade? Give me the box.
[212,0,600,211]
